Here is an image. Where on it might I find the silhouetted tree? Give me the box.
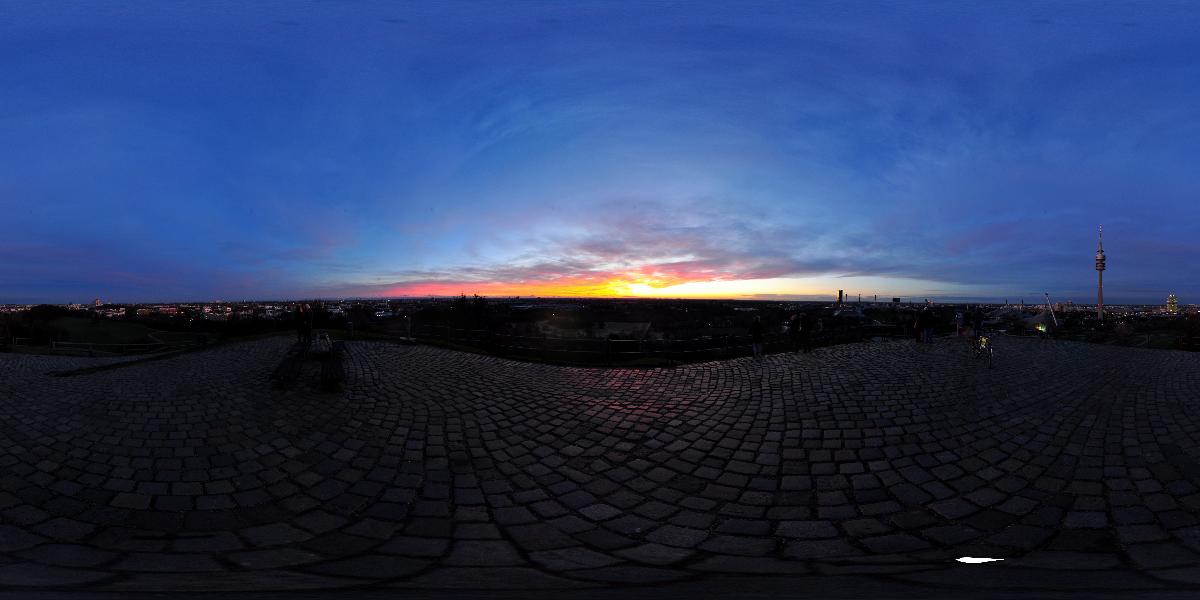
[29,304,70,321]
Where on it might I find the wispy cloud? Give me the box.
[320,198,913,297]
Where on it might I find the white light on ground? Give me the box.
[956,557,1004,564]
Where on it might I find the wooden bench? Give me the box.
[312,332,332,356]
[270,340,310,389]
[320,340,346,392]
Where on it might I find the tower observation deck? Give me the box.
[1096,225,1106,321]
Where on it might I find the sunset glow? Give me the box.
[362,273,977,302]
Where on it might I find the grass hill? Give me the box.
[48,317,156,345]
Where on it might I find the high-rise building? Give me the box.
[1167,294,1179,315]
[1095,226,1106,321]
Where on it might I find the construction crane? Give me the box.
[1044,292,1059,328]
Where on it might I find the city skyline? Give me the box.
[4,3,1200,304]
[3,291,1191,310]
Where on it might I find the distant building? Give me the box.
[1167,294,1179,315]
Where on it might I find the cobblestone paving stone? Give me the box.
[2,336,1200,592]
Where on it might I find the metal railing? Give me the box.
[408,323,882,365]
[4,335,206,356]
[48,340,190,356]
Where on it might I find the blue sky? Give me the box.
[2,1,1198,303]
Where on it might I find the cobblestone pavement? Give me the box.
[3,336,1200,593]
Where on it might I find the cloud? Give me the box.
[318,198,916,297]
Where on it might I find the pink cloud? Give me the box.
[317,200,894,297]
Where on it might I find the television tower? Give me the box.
[1095,225,1106,321]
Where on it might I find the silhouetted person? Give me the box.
[301,303,314,345]
[749,315,765,360]
[972,306,985,340]
[788,313,802,352]
[920,307,934,343]
[294,304,307,344]
[800,312,816,353]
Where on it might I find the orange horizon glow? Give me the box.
[356,273,963,300]
[375,277,684,299]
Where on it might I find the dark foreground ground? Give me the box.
[2,335,1200,598]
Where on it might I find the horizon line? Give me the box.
[1,294,1189,306]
